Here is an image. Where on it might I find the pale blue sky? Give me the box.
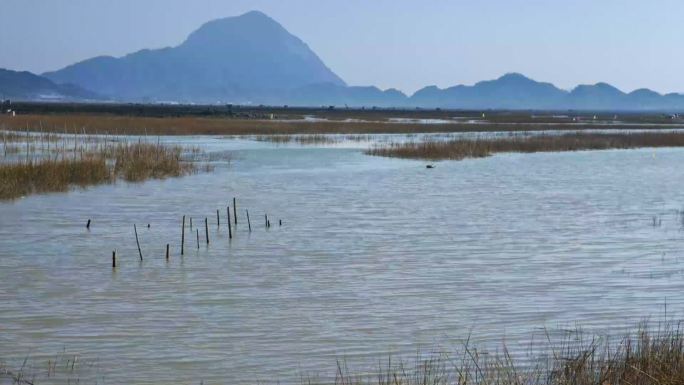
[1,0,682,94]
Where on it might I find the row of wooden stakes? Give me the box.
[108,198,282,268]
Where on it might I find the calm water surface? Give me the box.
[1,136,684,384]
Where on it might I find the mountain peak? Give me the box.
[239,10,272,19]
[44,10,345,101]
[498,72,531,82]
[571,82,624,95]
[183,11,286,47]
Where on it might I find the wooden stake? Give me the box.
[190,217,193,230]
[134,224,143,261]
[265,214,268,228]
[279,219,282,226]
[227,206,232,239]
[196,229,200,249]
[246,209,252,232]
[233,198,237,225]
[165,244,169,260]
[112,250,116,268]
[205,217,209,244]
[86,219,91,230]
[181,215,185,255]
[216,209,220,228]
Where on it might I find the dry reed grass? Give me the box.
[254,134,372,144]
[2,114,680,137]
[4,324,681,385]
[366,132,684,160]
[329,324,684,385]
[0,138,198,200]
[108,142,194,182]
[0,157,110,200]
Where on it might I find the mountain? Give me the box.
[0,68,99,101]
[410,73,684,111]
[566,82,626,110]
[287,83,408,107]
[411,73,566,109]
[27,10,684,110]
[44,11,345,103]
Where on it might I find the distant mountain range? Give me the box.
[409,73,684,110]
[0,68,99,101]
[1,10,684,110]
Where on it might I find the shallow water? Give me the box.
[2,135,684,384]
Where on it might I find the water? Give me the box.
[2,136,684,384]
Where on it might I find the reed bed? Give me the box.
[1,130,62,143]
[0,139,199,200]
[366,132,684,160]
[255,134,373,144]
[2,114,681,137]
[0,157,111,200]
[329,324,684,385]
[107,142,194,182]
[2,324,683,385]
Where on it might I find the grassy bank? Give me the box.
[0,140,197,200]
[366,132,684,160]
[2,114,683,136]
[2,324,683,385]
[334,326,684,385]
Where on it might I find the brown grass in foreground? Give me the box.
[366,132,684,160]
[332,325,684,385]
[0,142,196,200]
[2,324,683,385]
[2,114,681,136]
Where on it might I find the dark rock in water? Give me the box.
[426,164,435,169]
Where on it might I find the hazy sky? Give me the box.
[1,0,682,94]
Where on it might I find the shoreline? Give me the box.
[3,113,684,136]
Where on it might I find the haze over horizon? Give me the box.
[1,0,683,95]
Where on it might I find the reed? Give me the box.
[328,324,684,385]
[3,114,680,136]
[366,132,684,160]
[0,130,62,143]
[255,134,341,144]
[3,323,683,385]
[107,142,194,182]
[0,140,198,200]
[0,157,111,200]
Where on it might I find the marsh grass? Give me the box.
[108,142,194,182]
[0,157,111,200]
[1,130,62,143]
[0,135,200,200]
[366,132,684,160]
[1,351,100,385]
[255,134,373,144]
[3,114,681,137]
[326,324,684,385]
[3,324,682,385]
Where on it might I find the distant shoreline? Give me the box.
[2,108,684,136]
